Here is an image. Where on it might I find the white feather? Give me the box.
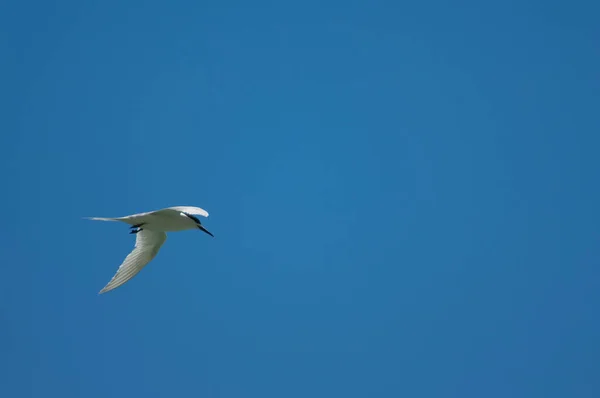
[86,205,213,294]
[99,230,167,294]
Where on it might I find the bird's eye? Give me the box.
[182,212,201,224]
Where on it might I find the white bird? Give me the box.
[86,206,214,294]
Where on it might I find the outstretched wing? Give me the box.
[99,230,167,294]
[166,206,209,218]
[85,206,209,225]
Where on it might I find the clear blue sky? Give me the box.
[1,1,599,397]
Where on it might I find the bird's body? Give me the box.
[86,206,213,294]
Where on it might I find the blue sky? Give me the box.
[1,0,599,397]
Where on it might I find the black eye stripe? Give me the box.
[183,212,201,224]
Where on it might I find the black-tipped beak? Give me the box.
[198,224,214,237]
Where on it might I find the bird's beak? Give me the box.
[198,224,214,237]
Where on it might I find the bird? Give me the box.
[85,206,214,294]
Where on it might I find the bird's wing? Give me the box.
[164,206,209,218]
[86,206,208,225]
[99,230,167,294]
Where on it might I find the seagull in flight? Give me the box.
[86,206,214,294]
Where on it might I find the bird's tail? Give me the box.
[84,217,121,222]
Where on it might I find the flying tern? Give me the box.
[86,206,213,294]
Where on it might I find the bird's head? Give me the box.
[181,212,214,237]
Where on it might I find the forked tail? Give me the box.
[84,217,121,222]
